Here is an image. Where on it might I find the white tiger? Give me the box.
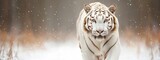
[76,2,121,60]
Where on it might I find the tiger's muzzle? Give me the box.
[92,29,108,39]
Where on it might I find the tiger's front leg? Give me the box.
[79,40,101,60]
[104,41,121,60]
[80,42,100,60]
[81,52,99,60]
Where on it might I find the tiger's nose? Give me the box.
[96,30,104,34]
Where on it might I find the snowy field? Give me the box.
[17,39,82,60]
[11,38,159,60]
[0,36,160,60]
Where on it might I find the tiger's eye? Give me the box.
[104,19,109,23]
[95,11,99,14]
[90,15,94,18]
[91,19,96,23]
[102,11,105,14]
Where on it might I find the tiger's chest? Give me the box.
[80,34,119,60]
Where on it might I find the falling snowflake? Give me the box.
[50,5,53,8]
[37,14,40,16]
[134,21,137,24]
[129,4,132,6]
[44,8,46,10]
[45,12,47,15]
[153,25,156,28]
[35,29,37,31]
[127,3,132,6]
[135,26,138,28]
[16,7,20,9]
[26,25,28,28]
[42,19,45,22]
[57,23,60,26]
[27,10,30,13]
[39,26,42,29]
[54,13,56,16]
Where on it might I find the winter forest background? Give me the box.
[0,0,160,60]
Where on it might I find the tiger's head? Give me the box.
[83,3,117,39]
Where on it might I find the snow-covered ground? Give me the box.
[16,38,160,60]
[18,40,82,60]
[0,38,160,60]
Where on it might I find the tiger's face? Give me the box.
[84,4,116,39]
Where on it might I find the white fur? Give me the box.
[76,2,121,60]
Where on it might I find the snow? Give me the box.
[54,13,56,16]
[42,19,45,22]
[26,25,28,28]
[39,26,42,29]
[44,8,46,10]
[9,38,159,60]
[49,5,53,8]
[129,4,132,6]
[34,29,37,32]
[18,39,82,60]
[0,34,159,60]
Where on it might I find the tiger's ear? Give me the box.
[84,4,91,13]
[109,4,116,14]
